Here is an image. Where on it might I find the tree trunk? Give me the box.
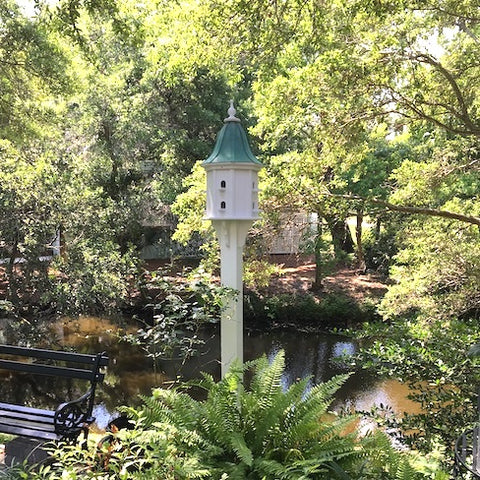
[6,234,20,306]
[355,209,366,273]
[311,217,323,291]
[59,227,67,259]
[375,216,381,240]
[326,217,355,259]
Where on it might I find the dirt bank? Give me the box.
[264,255,389,302]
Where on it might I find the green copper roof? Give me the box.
[203,115,262,166]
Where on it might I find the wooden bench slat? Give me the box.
[0,424,59,441]
[0,412,54,425]
[0,402,54,418]
[0,359,105,381]
[0,410,55,425]
[0,344,108,366]
[0,418,55,432]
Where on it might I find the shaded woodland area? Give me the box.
[0,0,479,477]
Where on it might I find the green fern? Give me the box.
[14,350,449,479]
[117,350,447,479]
[134,388,201,430]
[248,349,285,406]
[229,432,253,466]
[128,350,363,478]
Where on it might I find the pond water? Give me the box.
[0,316,421,432]
[60,317,421,430]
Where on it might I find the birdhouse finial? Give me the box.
[225,100,241,123]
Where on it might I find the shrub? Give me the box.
[128,351,360,479]
[354,317,480,453]
[122,350,442,479]
[48,241,137,315]
[9,351,447,479]
[245,292,375,330]
[363,224,398,275]
[123,272,229,371]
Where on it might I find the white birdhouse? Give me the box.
[202,101,263,221]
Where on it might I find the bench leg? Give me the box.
[80,424,90,450]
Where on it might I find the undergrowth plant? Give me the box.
[123,350,445,479]
[124,272,231,373]
[8,351,448,479]
[353,317,480,453]
[128,350,358,479]
[244,292,377,330]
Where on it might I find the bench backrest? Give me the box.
[0,344,109,384]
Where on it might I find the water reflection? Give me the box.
[350,379,422,415]
[1,316,419,431]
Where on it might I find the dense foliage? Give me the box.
[352,317,480,454]
[124,271,230,370]
[0,0,478,319]
[7,351,448,479]
[0,0,234,314]
[0,0,479,473]
[244,292,377,330]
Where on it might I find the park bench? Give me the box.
[454,390,480,479]
[0,344,108,444]
[455,426,480,479]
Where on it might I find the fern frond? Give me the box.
[248,377,311,453]
[253,457,287,477]
[201,377,242,443]
[188,371,218,391]
[285,374,351,444]
[218,460,249,480]
[126,350,409,480]
[323,460,354,480]
[135,387,204,433]
[229,432,253,466]
[254,457,321,480]
[395,458,421,480]
[297,374,350,421]
[136,394,171,427]
[249,351,285,406]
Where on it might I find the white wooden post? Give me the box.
[202,102,263,377]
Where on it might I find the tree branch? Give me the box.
[325,193,480,227]
[388,88,480,137]
[415,6,480,23]
[412,53,475,129]
[437,158,480,177]
[374,53,480,137]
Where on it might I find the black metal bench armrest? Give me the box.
[454,427,480,479]
[54,389,94,438]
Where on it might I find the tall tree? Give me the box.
[0,1,74,309]
[187,0,480,306]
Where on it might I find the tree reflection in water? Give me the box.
[0,316,419,431]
